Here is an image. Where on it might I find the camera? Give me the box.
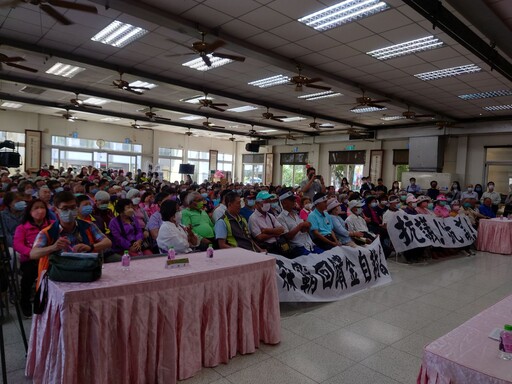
[315,175,322,180]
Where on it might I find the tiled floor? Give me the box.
[3,250,512,383]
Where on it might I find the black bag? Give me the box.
[47,253,102,283]
[33,274,48,315]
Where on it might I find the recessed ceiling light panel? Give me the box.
[298,0,389,31]
[248,75,290,88]
[182,55,233,71]
[380,115,405,121]
[483,104,512,111]
[180,95,212,104]
[458,90,512,100]
[280,117,307,122]
[297,91,342,101]
[179,115,203,121]
[351,106,387,113]
[83,97,109,106]
[1,102,22,109]
[91,20,148,48]
[414,64,481,81]
[367,36,443,60]
[259,129,278,133]
[100,117,121,122]
[129,81,157,89]
[227,106,259,112]
[46,63,85,78]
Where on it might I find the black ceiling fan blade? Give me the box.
[166,38,196,51]
[211,103,228,107]
[155,117,171,121]
[210,106,226,112]
[201,54,212,67]
[48,0,98,13]
[304,77,323,83]
[5,62,38,73]
[305,83,331,91]
[211,52,245,62]
[165,52,196,58]
[40,4,73,25]
[1,56,25,63]
[81,104,102,109]
[371,98,390,104]
[207,39,225,52]
[368,103,386,109]
[211,125,225,129]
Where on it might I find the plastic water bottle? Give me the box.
[499,324,512,360]
[206,244,214,259]
[121,250,131,271]
[167,246,176,260]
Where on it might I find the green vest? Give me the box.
[222,212,258,252]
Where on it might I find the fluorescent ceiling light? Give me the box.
[91,20,148,48]
[414,64,481,81]
[129,80,157,89]
[298,0,389,31]
[483,104,512,111]
[380,115,405,121]
[182,55,233,71]
[100,117,121,122]
[227,106,259,112]
[351,106,387,113]
[297,91,342,101]
[259,129,278,133]
[458,90,512,100]
[83,97,109,106]
[280,117,307,122]
[367,36,443,60]
[1,102,22,109]
[248,75,290,88]
[179,115,203,121]
[180,95,212,104]
[46,62,85,78]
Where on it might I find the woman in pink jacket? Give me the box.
[13,199,53,318]
[433,194,450,218]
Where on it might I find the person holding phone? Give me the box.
[300,167,326,200]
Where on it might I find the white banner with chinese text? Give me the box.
[387,211,477,253]
[275,239,392,302]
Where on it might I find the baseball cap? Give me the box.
[406,195,417,204]
[278,188,295,201]
[255,191,275,201]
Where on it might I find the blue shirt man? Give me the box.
[307,192,340,250]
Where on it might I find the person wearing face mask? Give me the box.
[76,194,95,222]
[375,195,389,217]
[474,184,484,200]
[212,189,230,222]
[406,177,421,195]
[448,200,464,217]
[479,197,496,218]
[433,194,450,218]
[461,198,488,227]
[30,191,112,288]
[300,167,326,201]
[248,191,287,253]
[382,196,402,227]
[415,195,434,215]
[0,192,26,248]
[91,191,115,237]
[299,197,312,220]
[240,190,256,221]
[37,186,57,220]
[389,181,400,195]
[481,181,501,214]
[181,191,215,251]
[157,200,200,254]
[139,190,158,217]
[126,188,149,229]
[345,200,375,244]
[427,180,440,200]
[461,184,478,200]
[109,199,152,257]
[326,198,358,248]
[362,196,382,234]
[146,192,172,241]
[13,199,53,318]
[449,181,462,201]
[307,193,341,250]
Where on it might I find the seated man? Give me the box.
[277,188,323,257]
[307,192,340,250]
[248,191,287,254]
[326,198,359,248]
[479,197,496,218]
[215,191,261,252]
[30,191,112,287]
[345,200,376,244]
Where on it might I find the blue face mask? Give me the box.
[271,202,280,209]
[370,202,378,208]
[81,205,93,216]
[247,199,255,207]
[54,187,64,193]
[201,193,208,199]
[427,203,434,210]
[14,201,27,211]
[91,188,99,195]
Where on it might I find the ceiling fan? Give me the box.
[166,31,245,67]
[131,120,141,129]
[350,90,389,111]
[0,53,37,73]
[202,117,224,129]
[69,93,102,109]
[7,0,98,25]
[262,107,287,122]
[435,121,463,129]
[288,65,331,92]
[402,106,435,120]
[144,106,171,122]
[309,117,334,130]
[59,109,85,122]
[284,131,297,141]
[198,93,228,112]
[112,73,151,95]
[229,134,236,142]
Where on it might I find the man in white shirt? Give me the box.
[248,191,286,254]
[480,181,501,214]
[345,200,376,244]
[382,195,402,227]
[212,189,230,222]
[461,184,478,200]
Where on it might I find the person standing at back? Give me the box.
[300,167,325,201]
[481,181,501,214]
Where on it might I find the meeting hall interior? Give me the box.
[0,0,512,383]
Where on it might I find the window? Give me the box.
[329,150,366,190]
[393,149,409,187]
[0,131,25,172]
[218,153,233,172]
[242,154,264,184]
[51,136,142,172]
[158,147,183,182]
[485,147,512,193]
[280,152,308,187]
[188,150,209,183]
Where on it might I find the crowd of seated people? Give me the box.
[0,164,506,318]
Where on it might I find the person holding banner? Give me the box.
[307,193,341,250]
[416,195,435,215]
[345,200,377,244]
[434,195,450,218]
[404,195,419,215]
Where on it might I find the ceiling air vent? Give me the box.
[20,86,46,95]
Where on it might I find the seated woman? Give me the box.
[478,197,496,218]
[434,195,450,218]
[449,200,463,217]
[403,195,418,215]
[326,198,358,247]
[415,195,434,215]
[362,196,382,234]
[109,199,153,256]
[13,199,53,318]
[157,200,199,254]
[299,196,312,220]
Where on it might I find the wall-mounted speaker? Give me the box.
[245,143,260,152]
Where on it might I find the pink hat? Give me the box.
[436,194,447,201]
[406,195,417,204]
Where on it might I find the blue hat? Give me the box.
[256,191,275,201]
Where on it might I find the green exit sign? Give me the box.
[345,145,355,150]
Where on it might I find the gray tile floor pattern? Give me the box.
[3,251,512,383]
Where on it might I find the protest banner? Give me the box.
[387,211,477,253]
[275,238,392,302]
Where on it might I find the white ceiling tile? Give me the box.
[295,34,340,51]
[385,55,427,69]
[267,0,326,19]
[395,4,425,22]
[347,34,392,52]
[180,4,234,28]
[245,32,289,48]
[269,21,317,42]
[324,23,374,44]
[240,7,292,30]
[201,0,261,17]
[219,19,264,39]
[358,9,413,34]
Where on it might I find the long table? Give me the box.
[418,294,512,384]
[477,218,512,254]
[25,249,281,384]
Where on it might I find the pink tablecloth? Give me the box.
[25,248,281,384]
[418,294,512,384]
[477,218,512,254]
